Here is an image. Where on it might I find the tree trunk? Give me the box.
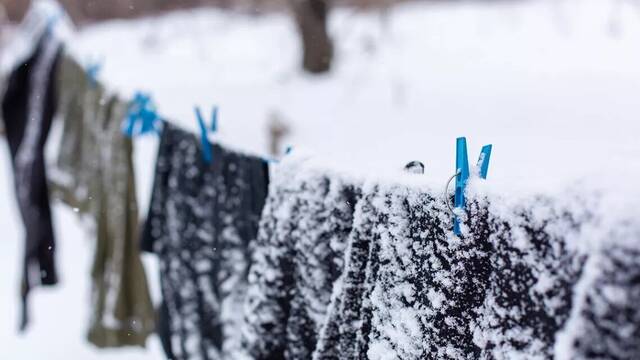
[290,0,333,74]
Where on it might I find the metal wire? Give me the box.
[443,169,460,214]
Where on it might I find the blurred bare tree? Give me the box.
[290,0,333,73]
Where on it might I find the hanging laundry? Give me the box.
[0,17,62,331]
[465,197,588,359]
[315,187,590,360]
[141,123,269,360]
[49,54,155,347]
[312,183,400,360]
[242,160,361,359]
[244,160,607,360]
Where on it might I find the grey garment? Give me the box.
[50,53,155,348]
[242,161,360,359]
[142,123,269,360]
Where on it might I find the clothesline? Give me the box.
[2,1,640,360]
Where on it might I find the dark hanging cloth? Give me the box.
[244,160,601,359]
[312,186,589,360]
[1,30,62,331]
[141,123,270,360]
[556,222,640,360]
[241,161,360,359]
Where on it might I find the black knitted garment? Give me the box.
[242,161,361,360]
[316,186,589,360]
[556,221,640,360]
[142,123,269,360]
[243,160,635,360]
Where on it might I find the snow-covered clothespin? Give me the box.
[195,106,218,164]
[453,137,492,235]
[122,92,161,137]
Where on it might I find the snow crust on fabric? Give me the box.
[468,196,589,360]
[242,158,361,359]
[555,221,640,360]
[246,159,640,360]
[142,123,269,360]
[302,181,590,360]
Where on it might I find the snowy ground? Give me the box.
[2,0,640,357]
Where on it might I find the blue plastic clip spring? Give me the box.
[122,92,161,137]
[453,137,493,236]
[195,106,219,164]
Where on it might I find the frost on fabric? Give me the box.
[468,195,589,360]
[313,183,383,360]
[555,221,640,360]
[242,158,361,359]
[142,123,268,360]
[321,183,493,360]
[243,159,640,360]
[360,188,593,360]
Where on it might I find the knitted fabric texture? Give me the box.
[242,160,360,359]
[142,123,269,360]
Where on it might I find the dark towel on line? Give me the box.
[142,123,269,360]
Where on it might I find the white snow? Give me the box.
[2,0,640,357]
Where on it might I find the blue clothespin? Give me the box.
[195,106,219,164]
[210,107,218,133]
[85,60,102,88]
[453,137,493,235]
[477,145,492,179]
[122,92,161,137]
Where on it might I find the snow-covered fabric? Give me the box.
[468,196,589,360]
[242,161,360,359]
[0,29,61,331]
[50,53,156,348]
[555,222,640,360]
[312,183,382,360]
[142,123,269,360]
[244,160,627,360]
[316,186,590,360]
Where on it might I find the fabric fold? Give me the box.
[50,53,155,347]
[242,161,361,359]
